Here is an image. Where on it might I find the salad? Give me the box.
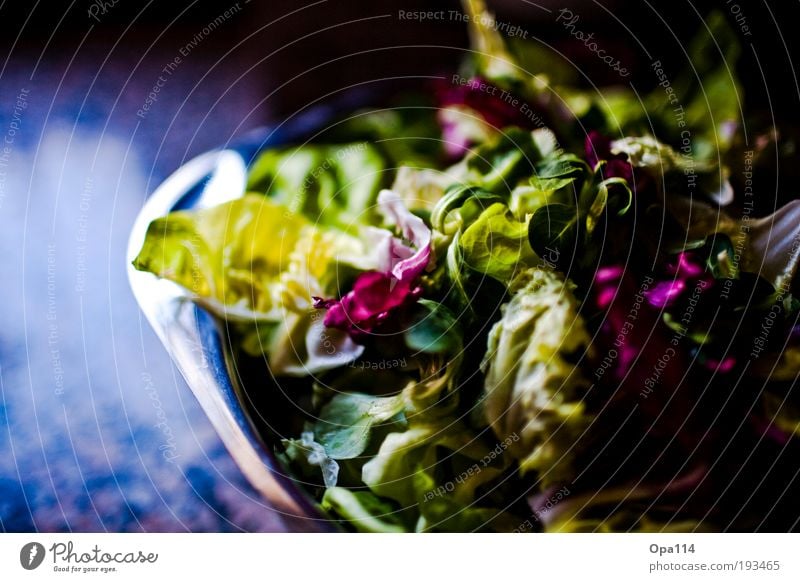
[133,1,800,532]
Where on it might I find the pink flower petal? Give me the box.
[377,189,432,282]
[645,280,686,308]
[595,265,625,285]
[676,252,705,277]
[314,191,432,342]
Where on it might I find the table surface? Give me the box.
[0,29,291,532]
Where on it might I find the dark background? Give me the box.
[0,0,797,531]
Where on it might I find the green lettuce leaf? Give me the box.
[281,431,340,488]
[133,194,374,375]
[333,104,444,168]
[481,268,592,485]
[526,159,631,268]
[401,303,465,413]
[459,202,538,283]
[314,393,405,460]
[247,142,385,230]
[531,468,711,532]
[527,203,579,267]
[464,128,543,193]
[511,147,588,215]
[389,166,460,212]
[610,136,699,171]
[321,488,408,533]
[431,185,505,236]
[675,11,742,156]
[360,419,519,532]
[403,299,462,355]
[133,194,307,319]
[462,0,522,83]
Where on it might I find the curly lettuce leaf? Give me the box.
[511,145,589,215]
[463,127,542,193]
[610,136,697,171]
[530,467,710,532]
[431,185,505,237]
[526,158,631,269]
[360,419,517,531]
[247,142,385,230]
[321,488,408,533]
[481,268,592,485]
[133,194,371,374]
[459,202,538,283]
[133,194,307,319]
[389,166,459,212]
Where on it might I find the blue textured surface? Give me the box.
[0,47,291,532]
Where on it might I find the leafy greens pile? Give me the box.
[134,0,800,532]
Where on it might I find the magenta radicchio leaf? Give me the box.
[314,190,432,340]
[436,76,541,157]
[437,77,534,130]
[645,252,712,309]
[591,265,698,446]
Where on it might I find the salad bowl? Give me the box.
[128,0,800,532]
[126,102,367,532]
